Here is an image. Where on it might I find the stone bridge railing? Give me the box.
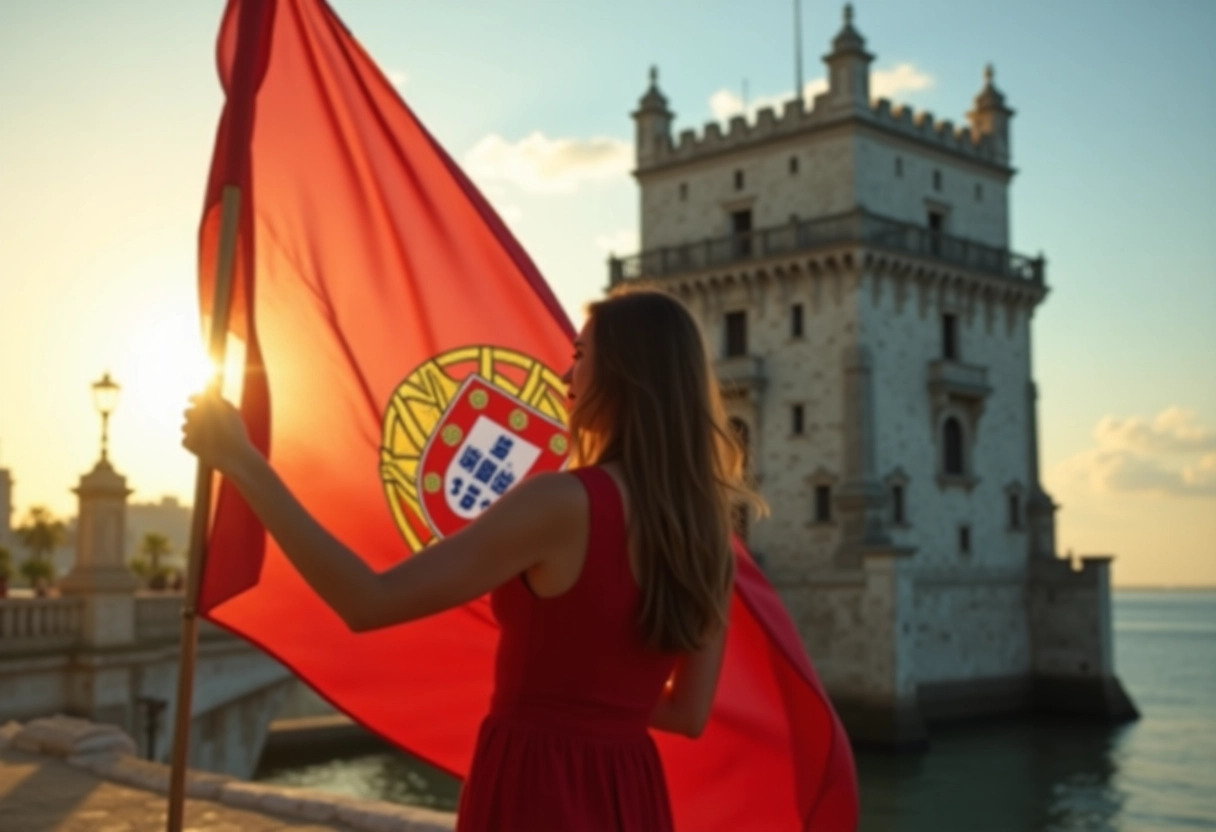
[0,597,85,655]
[0,593,230,656]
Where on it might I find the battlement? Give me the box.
[644,94,1002,174]
[1031,554,1114,589]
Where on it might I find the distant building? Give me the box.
[0,464,189,577]
[0,466,76,578]
[611,5,1136,744]
[126,495,191,570]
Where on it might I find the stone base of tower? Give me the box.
[833,670,1136,751]
[834,697,928,750]
[1033,674,1139,722]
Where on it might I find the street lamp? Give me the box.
[91,371,121,462]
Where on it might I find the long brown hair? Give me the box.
[570,287,760,653]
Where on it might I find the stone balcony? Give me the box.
[608,209,1045,287]
[715,355,766,400]
[927,359,991,402]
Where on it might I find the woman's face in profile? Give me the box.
[564,318,594,405]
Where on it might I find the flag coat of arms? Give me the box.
[198,1,859,829]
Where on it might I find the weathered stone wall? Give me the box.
[912,573,1031,684]
[863,274,1034,573]
[1030,557,1114,678]
[639,129,856,252]
[854,130,1010,248]
[703,275,860,581]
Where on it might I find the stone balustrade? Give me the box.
[0,597,84,656]
[134,592,186,643]
[0,593,231,657]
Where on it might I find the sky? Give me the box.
[0,0,1213,586]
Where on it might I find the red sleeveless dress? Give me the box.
[456,466,678,832]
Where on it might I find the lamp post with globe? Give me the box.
[91,372,120,464]
[60,371,137,619]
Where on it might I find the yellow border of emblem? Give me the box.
[380,346,569,552]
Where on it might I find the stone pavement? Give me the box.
[0,716,455,832]
[0,746,354,831]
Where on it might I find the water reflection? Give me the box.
[258,744,461,811]
[857,719,1127,832]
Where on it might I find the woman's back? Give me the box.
[456,465,678,832]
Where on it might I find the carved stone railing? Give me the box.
[715,355,767,399]
[0,597,84,655]
[608,210,1045,286]
[134,593,185,643]
[927,359,991,400]
[134,593,227,643]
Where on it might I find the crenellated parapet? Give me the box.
[644,94,1008,174]
[636,5,1013,173]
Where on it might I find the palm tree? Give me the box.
[15,506,66,593]
[0,545,14,597]
[139,533,174,589]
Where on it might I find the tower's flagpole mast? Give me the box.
[794,0,805,106]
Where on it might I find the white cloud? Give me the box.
[1051,408,1216,498]
[463,132,632,194]
[871,63,934,100]
[707,62,933,123]
[594,229,639,256]
[1094,407,1216,455]
[387,69,409,90]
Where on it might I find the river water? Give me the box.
[255,590,1216,831]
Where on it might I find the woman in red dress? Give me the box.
[183,288,756,831]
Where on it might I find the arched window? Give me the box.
[943,417,964,476]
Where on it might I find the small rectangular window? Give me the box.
[814,485,832,523]
[679,182,688,201]
[895,156,903,177]
[734,169,745,190]
[959,525,971,555]
[792,405,805,436]
[731,209,753,258]
[942,313,958,360]
[927,209,945,257]
[1009,493,1021,529]
[933,169,942,191]
[892,485,905,525]
[974,183,983,201]
[789,156,799,175]
[724,311,747,357]
[791,303,804,338]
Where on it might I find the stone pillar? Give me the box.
[59,459,138,732]
[60,459,138,606]
[835,344,892,567]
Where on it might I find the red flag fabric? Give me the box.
[197,1,859,829]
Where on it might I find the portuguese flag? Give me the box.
[197,0,859,829]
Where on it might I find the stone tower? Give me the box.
[609,5,1136,745]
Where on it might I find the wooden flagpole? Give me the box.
[166,184,243,832]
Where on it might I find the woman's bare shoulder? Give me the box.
[490,470,587,520]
